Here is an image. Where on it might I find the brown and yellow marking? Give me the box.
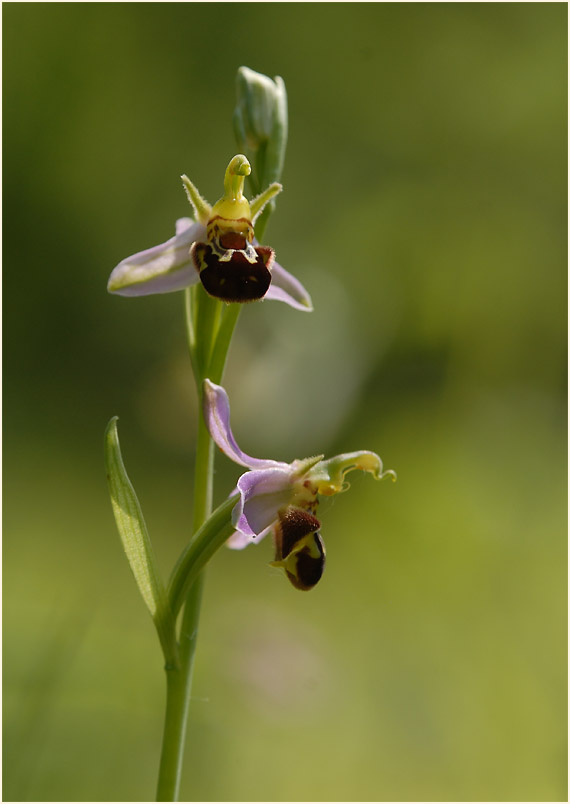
[271,507,326,591]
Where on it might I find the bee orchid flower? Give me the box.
[108,155,312,310]
[203,379,395,590]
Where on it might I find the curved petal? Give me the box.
[108,220,206,296]
[311,450,396,496]
[264,259,313,311]
[233,467,294,537]
[203,380,288,471]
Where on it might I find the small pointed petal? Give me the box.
[203,380,288,470]
[181,175,212,224]
[264,259,313,311]
[108,220,206,297]
[250,182,282,221]
[233,468,294,537]
[290,455,325,478]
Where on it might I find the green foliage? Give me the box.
[104,417,177,666]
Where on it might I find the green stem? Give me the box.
[156,284,229,801]
[190,286,222,380]
[156,385,214,801]
[191,396,215,532]
[156,574,203,802]
[208,304,242,385]
[183,289,199,382]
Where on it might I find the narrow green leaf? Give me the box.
[104,417,177,664]
[168,493,239,618]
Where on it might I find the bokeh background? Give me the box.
[3,3,567,801]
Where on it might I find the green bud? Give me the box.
[234,67,287,151]
[233,66,288,195]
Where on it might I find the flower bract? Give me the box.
[108,155,312,310]
[203,379,396,590]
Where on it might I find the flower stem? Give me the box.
[156,186,276,800]
[156,574,203,802]
[155,407,213,801]
[155,290,220,801]
[191,397,215,531]
[209,303,242,385]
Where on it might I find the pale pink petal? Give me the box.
[203,380,288,471]
[265,258,313,311]
[233,467,294,537]
[108,220,206,296]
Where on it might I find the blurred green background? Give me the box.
[3,3,567,801]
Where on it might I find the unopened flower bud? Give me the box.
[234,66,287,153]
[233,67,287,198]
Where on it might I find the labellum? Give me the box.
[271,507,326,591]
[192,219,274,303]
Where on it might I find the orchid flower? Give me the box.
[203,379,396,590]
[108,154,312,310]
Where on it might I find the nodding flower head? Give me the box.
[108,155,312,310]
[203,380,396,591]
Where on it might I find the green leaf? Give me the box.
[104,417,178,665]
[168,493,239,617]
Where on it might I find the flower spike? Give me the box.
[203,380,395,590]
